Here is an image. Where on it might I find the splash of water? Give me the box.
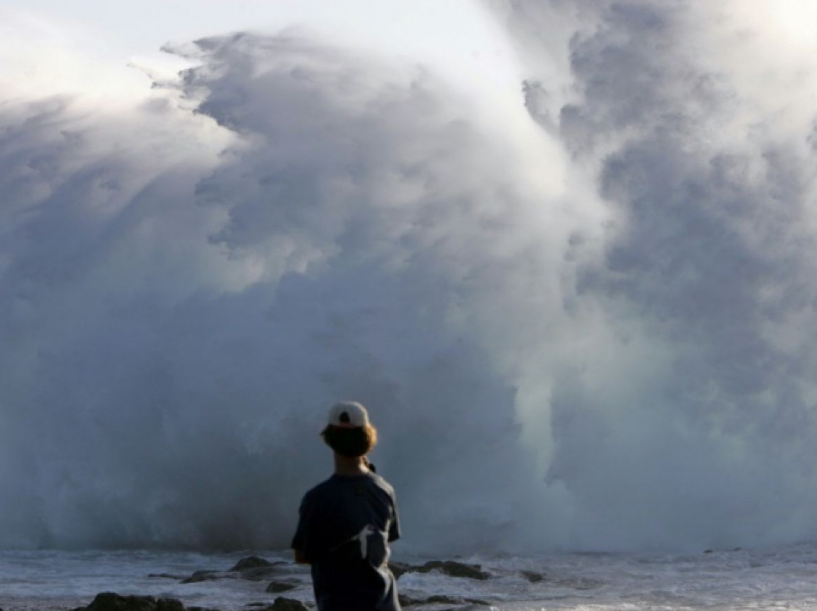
[2,1,817,553]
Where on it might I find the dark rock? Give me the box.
[266,582,297,593]
[83,593,158,611]
[399,593,489,607]
[79,593,188,611]
[414,560,490,580]
[398,594,422,607]
[429,594,490,606]
[230,556,274,572]
[703,549,714,554]
[390,559,491,581]
[148,574,185,580]
[242,565,287,582]
[520,570,545,583]
[181,570,220,584]
[389,561,411,579]
[181,557,289,584]
[269,598,308,611]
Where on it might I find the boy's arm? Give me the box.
[294,549,310,564]
[388,489,401,543]
[292,491,317,564]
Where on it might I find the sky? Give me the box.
[0,0,520,100]
[3,0,817,553]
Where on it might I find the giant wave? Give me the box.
[2,1,817,553]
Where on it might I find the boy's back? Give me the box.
[293,471,400,611]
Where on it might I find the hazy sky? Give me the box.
[0,0,520,98]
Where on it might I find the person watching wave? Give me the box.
[292,401,401,611]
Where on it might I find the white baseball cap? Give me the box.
[327,401,370,429]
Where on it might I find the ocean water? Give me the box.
[3,544,817,611]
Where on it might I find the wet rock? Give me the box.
[181,570,220,584]
[398,593,423,606]
[429,594,490,606]
[269,598,308,611]
[148,573,185,580]
[390,559,491,581]
[266,582,297,593]
[76,593,188,611]
[413,560,490,580]
[520,570,545,583]
[389,561,411,579]
[181,557,287,584]
[399,593,490,607]
[240,566,284,582]
[229,556,274,572]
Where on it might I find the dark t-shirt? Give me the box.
[292,472,401,611]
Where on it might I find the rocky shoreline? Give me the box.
[65,555,549,611]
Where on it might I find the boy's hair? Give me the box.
[321,423,378,457]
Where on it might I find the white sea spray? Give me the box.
[1,1,817,554]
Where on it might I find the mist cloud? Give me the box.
[3,1,817,553]
[0,31,584,552]
[497,0,817,549]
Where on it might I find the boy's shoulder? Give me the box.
[369,472,396,496]
[303,472,395,500]
[302,476,337,500]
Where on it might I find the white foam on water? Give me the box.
[4,545,817,610]
[0,550,309,610]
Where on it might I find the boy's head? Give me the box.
[321,401,378,457]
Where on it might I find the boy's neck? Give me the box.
[334,453,370,476]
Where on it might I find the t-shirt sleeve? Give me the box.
[292,492,318,558]
[388,490,401,543]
